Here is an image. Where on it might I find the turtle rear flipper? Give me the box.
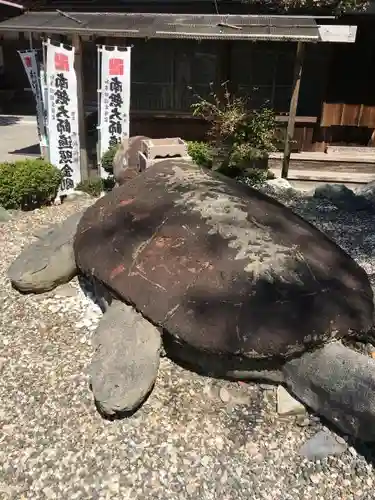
[89,301,162,417]
[283,341,375,442]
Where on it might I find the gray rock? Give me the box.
[314,183,371,210]
[219,387,231,403]
[113,135,150,185]
[8,211,82,293]
[258,178,297,197]
[356,181,375,203]
[53,283,79,298]
[0,206,11,222]
[218,385,251,405]
[265,178,294,191]
[283,342,375,441]
[277,386,306,416]
[89,301,162,416]
[296,415,312,427]
[299,430,348,460]
[63,190,92,202]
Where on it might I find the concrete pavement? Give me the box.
[0,115,40,163]
[0,116,372,190]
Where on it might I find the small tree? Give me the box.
[190,83,280,183]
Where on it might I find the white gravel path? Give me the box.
[1,192,375,500]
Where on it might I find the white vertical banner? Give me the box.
[39,67,48,148]
[45,39,81,196]
[18,49,47,149]
[98,45,131,178]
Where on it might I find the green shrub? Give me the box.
[190,83,279,179]
[76,174,116,197]
[230,143,268,167]
[103,176,116,192]
[0,162,16,209]
[101,144,120,175]
[187,141,213,168]
[76,177,104,197]
[0,159,62,210]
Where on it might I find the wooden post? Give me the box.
[72,34,89,181]
[281,41,305,179]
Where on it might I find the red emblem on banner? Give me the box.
[24,56,32,68]
[109,58,124,76]
[54,53,69,72]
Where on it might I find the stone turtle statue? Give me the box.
[8,159,375,441]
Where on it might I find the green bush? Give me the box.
[187,141,213,168]
[76,177,104,197]
[0,159,62,210]
[190,83,279,180]
[101,144,120,175]
[0,162,15,209]
[75,175,116,197]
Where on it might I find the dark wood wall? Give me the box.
[84,38,328,115]
[0,32,328,150]
[317,17,375,147]
[3,16,375,151]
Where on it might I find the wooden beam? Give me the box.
[281,41,305,179]
[72,34,89,181]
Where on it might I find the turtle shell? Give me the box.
[74,160,373,360]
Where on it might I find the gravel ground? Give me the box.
[1,192,375,500]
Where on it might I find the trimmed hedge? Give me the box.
[0,159,62,210]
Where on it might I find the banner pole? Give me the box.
[43,39,50,162]
[97,45,101,175]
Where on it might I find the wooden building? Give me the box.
[0,0,370,160]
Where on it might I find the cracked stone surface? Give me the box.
[1,191,375,499]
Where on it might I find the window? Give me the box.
[231,41,295,113]
[131,39,218,113]
[131,39,174,112]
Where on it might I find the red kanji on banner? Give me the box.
[54,52,69,72]
[24,56,32,68]
[109,58,124,76]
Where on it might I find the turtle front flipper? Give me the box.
[283,341,375,442]
[89,301,162,417]
[8,211,83,293]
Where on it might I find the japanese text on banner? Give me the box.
[18,50,47,149]
[98,46,131,178]
[46,42,81,196]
